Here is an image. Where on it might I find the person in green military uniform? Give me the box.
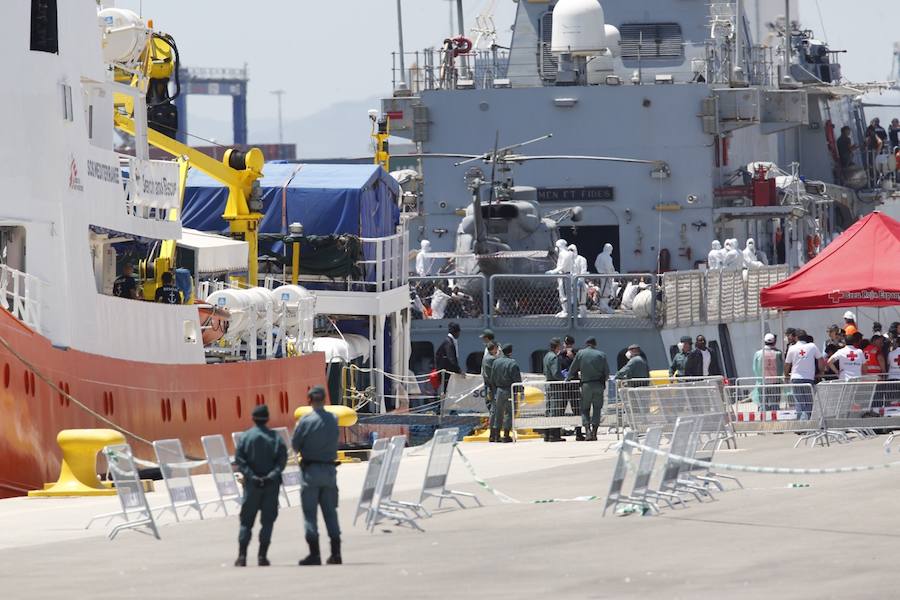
[489,343,521,443]
[292,386,342,566]
[669,336,692,377]
[481,340,499,418]
[542,338,565,442]
[565,337,610,441]
[616,343,650,385]
[234,404,288,567]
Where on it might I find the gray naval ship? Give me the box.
[381,0,900,380]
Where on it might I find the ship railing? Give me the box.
[573,274,658,330]
[358,230,409,293]
[391,48,510,92]
[280,230,409,294]
[0,264,43,334]
[488,274,572,329]
[660,265,789,327]
[409,275,488,330]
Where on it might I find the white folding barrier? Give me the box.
[625,382,732,443]
[153,439,215,522]
[273,426,302,507]
[353,437,390,526]
[511,380,583,432]
[86,444,161,540]
[201,434,242,516]
[417,427,481,511]
[366,435,424,532]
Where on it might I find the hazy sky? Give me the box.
[116,0,899,147]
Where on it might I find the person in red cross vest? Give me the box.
[862,334,887,375]
[828,333,865,381]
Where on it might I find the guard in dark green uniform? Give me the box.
[489,344,521,443]
[234,404,287,567]
[616,343,651,385]
[292,386,342,566]
[481,341,499,418]
[670,336,692,377]
[565,337,610,441]
[542,338,565,442]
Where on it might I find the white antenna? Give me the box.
[471,0,498,50]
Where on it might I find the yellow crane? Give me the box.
[111,27,265,293]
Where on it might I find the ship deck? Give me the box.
[1,436,897,598]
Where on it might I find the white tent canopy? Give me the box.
[178,229,248,274]
[313,334,371,363]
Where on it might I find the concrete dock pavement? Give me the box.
[1,435,899,598]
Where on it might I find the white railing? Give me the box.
[0,264,43,333]
[361,230,409,293]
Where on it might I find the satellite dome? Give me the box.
[551,0,607,56]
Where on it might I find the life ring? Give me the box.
[452,36,473,57]
[806,234,820,259]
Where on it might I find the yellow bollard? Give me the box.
[293,405,360,463]
[29,429,126,497]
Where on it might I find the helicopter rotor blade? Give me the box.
[493,133,553,154]
[502,154,664,166]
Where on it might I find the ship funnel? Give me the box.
[551,0,608,56]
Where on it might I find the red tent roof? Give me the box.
[760,211,900,310]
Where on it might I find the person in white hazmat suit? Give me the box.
[721,239,743,271]
[415,239,435,277]
[569,244,589,318]
[707,240,724,269]
[546,239,574,317]
[593,243,617,314]
[742,238,768,269]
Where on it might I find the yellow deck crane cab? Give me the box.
[109,21,265,296]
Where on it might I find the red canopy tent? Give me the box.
[760,211,900,310]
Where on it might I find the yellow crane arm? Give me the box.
[114,112,265,284]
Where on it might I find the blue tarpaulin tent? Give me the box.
[182,163,400,238]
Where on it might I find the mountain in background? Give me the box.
[184,94,385,159]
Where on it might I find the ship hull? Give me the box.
[0,310,326,498]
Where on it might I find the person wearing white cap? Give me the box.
[843,310,858,337]
[752,333,783,410]
[546,239,574,317]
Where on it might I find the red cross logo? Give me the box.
[827,290,842,304]
[798,349,806,357]
[894,355,900,367]
[847,351,858,362]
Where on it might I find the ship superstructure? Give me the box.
[383,0,900,378]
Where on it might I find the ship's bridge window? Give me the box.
[30,0,59,54]
[619,23,684,60]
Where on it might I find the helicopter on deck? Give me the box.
[407,134,667,292]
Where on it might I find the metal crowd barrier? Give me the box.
[201,434,242,516]
[489,273,572,328]
[153,439,214,522]
[621,376,730,434]
[366,435,424,532]
[409,275,487,329]
[726,382,819,434]
[417,427,480,510]
[87,444,161,540]
[511,380,583,432]
[353,437,390,526]
[273,427,302,507]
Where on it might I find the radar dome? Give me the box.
[551,0,607,56]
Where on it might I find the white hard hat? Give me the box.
[843,310,856,321]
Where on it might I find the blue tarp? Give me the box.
[182,163,400,239]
